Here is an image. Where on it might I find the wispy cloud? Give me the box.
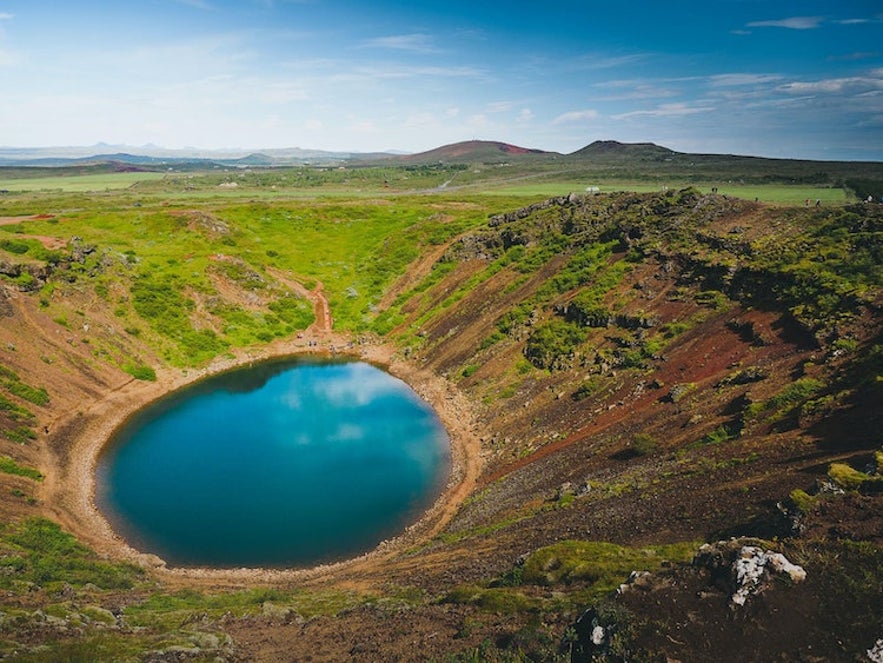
[0,13,14,20]
[835,18,870,25]
[747,16,824,30]
[612,103,714,120]
[709,73,783,87]
[552,110,599,124]
[361,33,440,53]
[778,76,883,95]
[829,52,881,61]
[566,53,646,71]
[596,84,679,102]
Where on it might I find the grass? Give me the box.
[124,586,365,631]
[0,456,43,480]
[0,171,166,192]
[485,181,850,205]
[0,518,144,590]
[519,540,697,593]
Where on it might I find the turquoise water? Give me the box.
[96,359,450,568]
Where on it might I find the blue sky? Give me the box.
[1,1,881,160]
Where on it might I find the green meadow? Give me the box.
[0,171,167,192]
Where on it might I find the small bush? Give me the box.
[124,364,157,381]
[524,319,588,370]
[631,433,657,456]
[0,238,30,254]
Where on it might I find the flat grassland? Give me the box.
[0,171,167,192]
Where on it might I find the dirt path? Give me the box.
[265,268,332,333]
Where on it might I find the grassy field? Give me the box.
[0,171,167,192]
[481,180,852,204]
[0,162,858,205]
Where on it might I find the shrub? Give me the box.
[0,238,30,254]
[631,433,657,456]
[124,364,157,381]
[572,377,602,401]
[524,319,588,370]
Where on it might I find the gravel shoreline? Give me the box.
[40,331,483,585]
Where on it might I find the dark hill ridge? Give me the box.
[571,139,677,159]
[389,139,552,165]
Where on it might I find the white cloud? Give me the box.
[778,77,883,94]
[552,109,599,124]
[0,13,14,20]
[747,16,824,30]
[709,73,783,87]
[517,108,534,122]
[835,18,870,25]
[361,33,439,53]
[612,103,714,120]
[595,83,679,101]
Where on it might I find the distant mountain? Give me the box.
[387,140,555,165]
[3,139,876,171]
[0,144,397,168]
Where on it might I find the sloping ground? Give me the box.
[349,190,883,660]
[0,190,880,661]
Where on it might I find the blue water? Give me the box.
[96,359,450,568]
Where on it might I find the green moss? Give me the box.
[520,540,696,595]
[443,585,539,614]
[827,462,883,492]
[789,488,817,513]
